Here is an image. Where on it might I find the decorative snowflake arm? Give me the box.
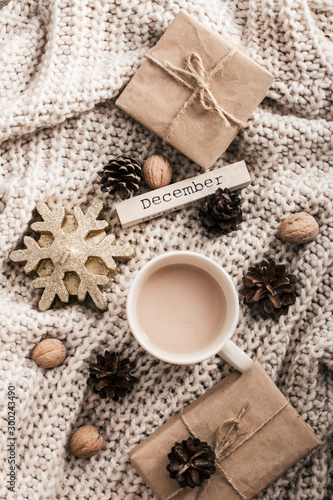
[33,269,69,311]
[30,202,66,238]
[10,236,51,273]
[77,271,110,310]
[91,234,135,273]
[74,200,108,238]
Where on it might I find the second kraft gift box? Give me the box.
[116,11,274,170]
[130,361,321,500]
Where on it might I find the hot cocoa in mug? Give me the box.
[127,252,252,372]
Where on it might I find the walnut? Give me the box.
[32,339,66,368]
[278,212,319,244]
[69,425,104,458]
[143,155,173,189]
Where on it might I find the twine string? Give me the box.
[214,403,248,459]
[146,50,247,144]
[166,400,289,500]
[218,400,289,464]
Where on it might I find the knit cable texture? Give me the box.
[0,0,332,499]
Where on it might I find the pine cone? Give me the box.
[99,156,142,200]
[87,351,137,400]
[241,260,296,317]
[166,437,216,489]
[198,188,242,236]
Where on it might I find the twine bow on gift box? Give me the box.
[146,50,247,145]
[167,399,289,500]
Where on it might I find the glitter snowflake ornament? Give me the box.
[10,200,135,311]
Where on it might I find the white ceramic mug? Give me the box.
[127,251,253,372]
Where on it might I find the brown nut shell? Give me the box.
[143,155,173,189]
[69,425,104,458]
[32,339,66,368]
[278,212,319,244]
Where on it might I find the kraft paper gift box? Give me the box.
[130,361,321,500]
[116,11,274,170]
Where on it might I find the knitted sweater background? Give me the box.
[0,0,332,499]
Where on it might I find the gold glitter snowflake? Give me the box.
[10,200,134,311]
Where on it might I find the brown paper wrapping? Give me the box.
[116,11,274,170]
[130,361,321,500]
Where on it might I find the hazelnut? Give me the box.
[143,155,173,189]
[278,212,319,244]
[69,425,104,458]
[32,339,66,368]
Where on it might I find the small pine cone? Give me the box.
[87,351,137,401]
[98,156,142,200]
[167,437,216,489]
[240,260,296,317]
[198,188,242,236]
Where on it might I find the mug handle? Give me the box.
[218,340,253,373]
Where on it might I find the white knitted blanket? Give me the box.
[0,1,332,499]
